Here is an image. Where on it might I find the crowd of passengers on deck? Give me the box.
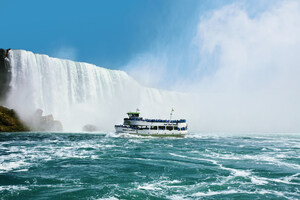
[115,125,187,131]
[124,118,186,123]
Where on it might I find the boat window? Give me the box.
[174,126,178,130]
[139,126,147,130]
[158,126,165,130]
[151,126,157,130]
[166,126,173,131]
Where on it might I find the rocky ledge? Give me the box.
[29,109,63,132]
[0,49,11,103]
[0,106,29,132]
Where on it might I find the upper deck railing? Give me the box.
[124,118,186,123]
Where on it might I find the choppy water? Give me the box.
[0,132,300,200]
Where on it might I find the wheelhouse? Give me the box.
[127,112,140,118]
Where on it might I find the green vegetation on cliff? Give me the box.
[0,106,29,132]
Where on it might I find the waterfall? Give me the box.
[4,50,183,131]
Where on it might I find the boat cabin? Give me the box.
[127,112,140,119]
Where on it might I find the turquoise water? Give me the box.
[0,132,300,200]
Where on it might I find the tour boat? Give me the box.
[115,110,188,137]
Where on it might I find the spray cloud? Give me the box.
[125,1,300,133]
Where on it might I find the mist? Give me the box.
[124,1,300,133]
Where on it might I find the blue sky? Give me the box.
[1,0,280,89]
[1,0,236,69]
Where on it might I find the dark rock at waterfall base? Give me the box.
[30,109,63,132]
[82,124,99,132]
[37,114,63,132]
[0,106,29,132]
[0,106,63,132]
[0,49,11,103]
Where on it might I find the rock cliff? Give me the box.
[0,49,11,104]
[0,106,29,132]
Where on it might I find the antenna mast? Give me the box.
[169,108,174,122]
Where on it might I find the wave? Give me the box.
[192,189,299,198]
[137,179,182,191]
[0,160,29,173]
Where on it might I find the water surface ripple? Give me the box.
[0,132,300,199]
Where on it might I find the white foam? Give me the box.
[263,177,300,186]
[166,195,187,200]
[250,176,268,185]
[137,178,182,192]
[170,152,255,179]
[138,184,162,191]
[0,185,30,192]
[193,189,238,197]
[193,189,298,198]
[105,132,151,139]
[105,132,121,138]
[95,197,119,200]
[15,168,29,172]
[0,160,29,173]
[203,150,300,171]
[219,164,251,177]
[169,153,218,165]
[284,173,300,182]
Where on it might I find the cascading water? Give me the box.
[4,50,183,131]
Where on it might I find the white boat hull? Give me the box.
[115,126,188,137]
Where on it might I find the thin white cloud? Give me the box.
[53,46,78,61]
[124,53,168,88]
